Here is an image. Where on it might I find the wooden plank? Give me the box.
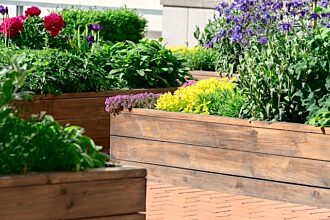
[110,112,330,161]
[190,70,221,80]
[94,137,110,149]
[116,109,329,135]
[122,161,330,208]
[0,167,146,188]
[57,117,109,139]
[111,136,330,188]
[17,97,107,120]
[0,178,146,220]
[80,214,145,220]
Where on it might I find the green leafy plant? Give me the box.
[106,39,191,88]
[171,46,218,71]
[0,48,119,94]
[61,8,147,43]
[0,54,108,174]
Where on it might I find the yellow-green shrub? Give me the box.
[156,78,238,115]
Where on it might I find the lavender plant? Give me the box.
[105,92,161,115]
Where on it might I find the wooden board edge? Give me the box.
[115,109,329,135]
[121,161,330,209]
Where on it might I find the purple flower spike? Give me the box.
[88,23,102,32]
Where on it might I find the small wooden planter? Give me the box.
[0,166,146,220]
[15,88,176,151]
[110,109,330,208]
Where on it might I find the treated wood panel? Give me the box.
[111,136,330,188]
[94,137,110,149]
[57,117,109,139]
[0,178,146,220]
[0,167,146,188]
[119,109,329,135]
[111,113,330,161]
[190,70,221,80]
[18,97,107,120]
[80,214,145,220]
[122,161,330,208]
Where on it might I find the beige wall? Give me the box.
[161,0,218,47]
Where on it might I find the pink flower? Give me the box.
[0,16,24,38]
[25,6,41,17]
[44,13,65,37]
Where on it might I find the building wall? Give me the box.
[161,0,218,47]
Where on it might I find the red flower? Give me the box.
[0,16,24,38]
[44,13,65,37]
[25,6,41,17]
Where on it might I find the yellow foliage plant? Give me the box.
[156,78,235,114]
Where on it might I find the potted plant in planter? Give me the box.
[0,56,146,220]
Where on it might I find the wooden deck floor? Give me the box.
[146,182,330,220]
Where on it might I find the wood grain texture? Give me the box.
[0,178,146,220]
[57,117,109,139]
[111,110,330,161]
[111,136,330,188]
[15,89,175,149]
[190,70,221,80]
[110,109,330,207]
[0,166,146,188]
[80,214,145,220]
[121,161,330,208]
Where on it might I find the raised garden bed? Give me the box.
[15,88,176,151]
[0,166,146,220]
[190,70,221,80]
[110,109,330,208]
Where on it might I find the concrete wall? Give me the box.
[161,0,218,47]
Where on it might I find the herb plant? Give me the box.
[106,39,191,89]
[105,93,161,115]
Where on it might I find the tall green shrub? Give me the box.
[61,8,147,43]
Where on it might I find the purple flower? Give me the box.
[204,42,213,48]
[258,36,268,45]
[310,13,320,20]
[273,2,283,10]
[215,2,228,12]
[0,5,7,15]
[87,35,94,44]
[88,23,102,32]
[321,12,330,18]
[279,22,292,32]
[320,0,328,8]
[105,92,161,115]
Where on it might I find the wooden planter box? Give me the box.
[15,88,176,151]
[0,166,146,220]
[190,70,221,80]
[110,109,330,208]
